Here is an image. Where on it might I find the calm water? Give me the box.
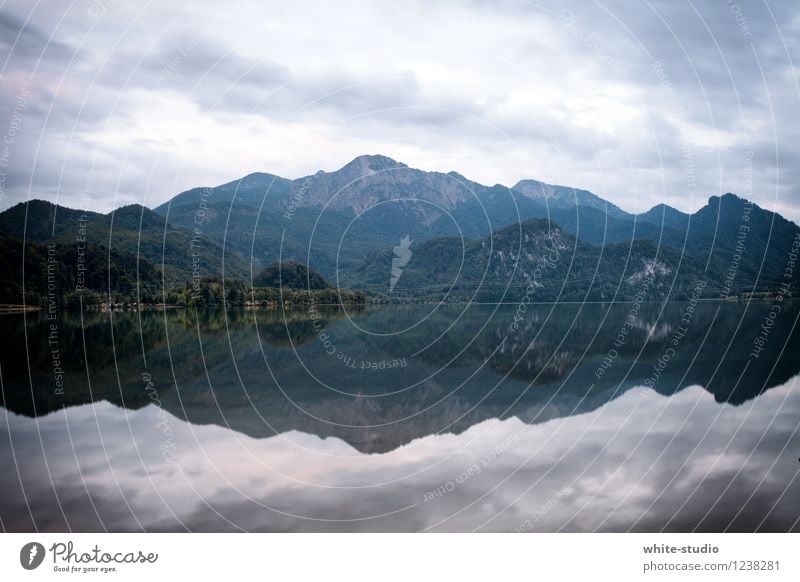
[1,301,799,532]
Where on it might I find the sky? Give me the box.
[0,0,798,220]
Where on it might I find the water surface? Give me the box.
[1,301,798,531]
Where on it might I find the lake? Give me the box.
[1,301,799,532]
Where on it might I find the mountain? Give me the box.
[0,199,251,285]
[152,156,799,297]
[153,155,500,276]
[690,194,798,281]
[344,218,713,301]
[155,154,490,220]
[524,193,799,293]
[287,154,481,214]
[2,157,798,303]
[547,204,686,247]
[156,172,292,213]
[153,155,643,277]
[637,203,691,231]
[636,194,800,291]
[155,154,483,216]
[513,179,629,219]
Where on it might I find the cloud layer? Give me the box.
[0,0,798,220]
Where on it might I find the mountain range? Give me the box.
[1,154,798,303]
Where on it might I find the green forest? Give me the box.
[0,237,365,309]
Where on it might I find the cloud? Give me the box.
[0,0,797,222]
[3,380,799,531]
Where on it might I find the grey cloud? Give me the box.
[0,0,798,220]
[0,10,73,62]
[115,32,291,99]
[105,34,428,122]
[543,0,797,132]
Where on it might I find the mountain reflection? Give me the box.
[1,301,798,454]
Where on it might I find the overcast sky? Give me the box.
[0,0,798,220]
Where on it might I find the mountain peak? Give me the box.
[639,203,689,218]
[8,199,55,212]
[339,154,407,174]
[637,202,690,231]
[109,203,168,231]
[111,203,148,214]
[704,193,769,219]
[709,192,748,206]
[512,179,629,219]
[513,178,543,190]
[220,171,288,191]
